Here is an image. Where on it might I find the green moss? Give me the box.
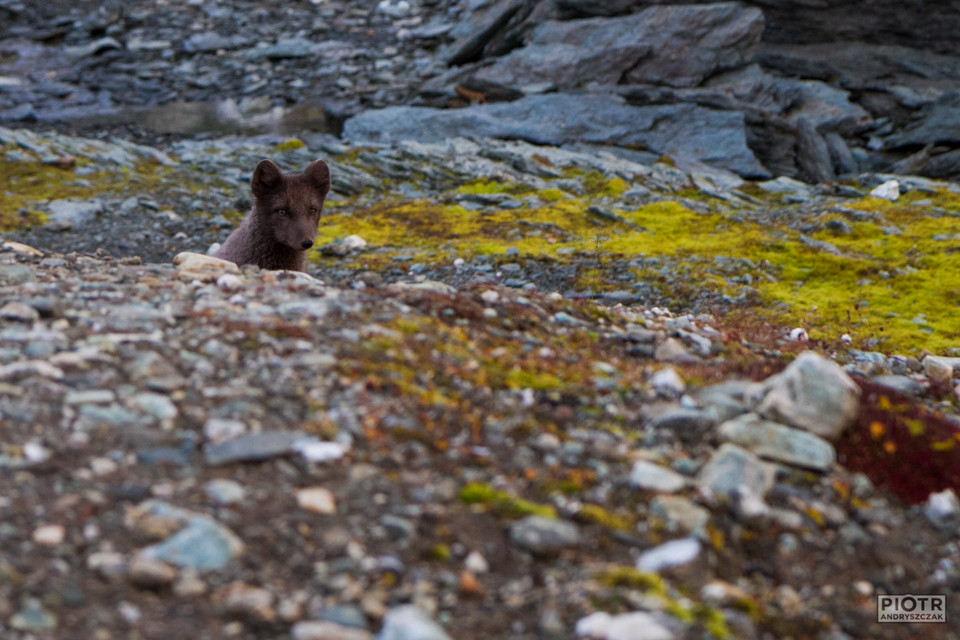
[459,483,557,519]
[0,153,181,231]
[274,138,306,151]
[693,605,733,639]
[577,503,633,531]
[538,188,569,203]
[596,567,668,597]
[583,171,628,197]
[424,544,451,561]
[504,367,563,391]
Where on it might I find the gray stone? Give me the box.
[471,42,647,90]
[128,556,178,589]
[343,94,768,178]
[527,3,763,88]
[649,366,685,397]
[637,538,702,572]
[649,495,710,536]
[509,515,580,554]
[294,621,372,640]
[575,611,677,640]
[184,32,241,53]
[203,430,308,466]
[0,301,39,322]
[203,479,247,505]
[871,375,922,396]
[10,599,57,631]
[629,460,687,493]
[245,38,314,61]
[749,351,860,440]
[63,36,122,60]
[378,605,452,640]
[795,117,834,184]
[0,264,35,284]
[697,443,776,499]
[647,407,715,443]
[133,500,245,570]
[717,413,837,472]
[924,489,960,530]
[923,355,960,385]
[444,0,528,66]
[45,198,104,231]
[886,91,960,148]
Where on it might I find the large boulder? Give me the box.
[747,351,861,441]
[520,3,764,89]
[554,0,960,55]
[343,93,769,177]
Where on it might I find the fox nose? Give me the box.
[301,239,315,249]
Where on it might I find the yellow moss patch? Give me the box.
[274,138,306,151]
[459,483,557,519]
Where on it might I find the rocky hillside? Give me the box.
[1,121,960,640]
[2,2,960,640]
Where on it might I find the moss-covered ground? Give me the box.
[316,169,960,355]
[6,129,960,356]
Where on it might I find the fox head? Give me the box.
[251,158,331,252]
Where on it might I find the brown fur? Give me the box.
[214,158,330,272]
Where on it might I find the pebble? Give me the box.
[653,338,696,364]
[646,407,715,443]
[10,599,58,632]
[0,301,40,322]
[128,556,178,589]
[629,460,687,493]
[923,355,959,385]
[219,582,276,621]
[296,487,337,514]
[132,500,245,570]
[509,516,580,554]
[292,621,373,640]
[464,550,490,573]
[869,179,900,201]
[172,251,240,280]
[379,605,453,640]
[649,366,685,397]
[924,488,960,529]
[32,524,66,546]
[204,479,247,505]
[575,611,676,640]
[697,443,776,499]
[203,418,248,444]
[636,537,702,572]
[649,495,710,536]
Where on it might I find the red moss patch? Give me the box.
[836,379,960,505]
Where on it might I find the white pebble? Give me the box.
[870,179,900,201]
[637,537,701,572]
[296,487,337,514]
[33,524,66,547]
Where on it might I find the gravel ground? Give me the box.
[0,242,956,640]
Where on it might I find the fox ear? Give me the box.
[252,159,283,198]
[304,159,331,196]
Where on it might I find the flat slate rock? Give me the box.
[343,94,769,178]
[717,412,837,472]
[203,430,308,466]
